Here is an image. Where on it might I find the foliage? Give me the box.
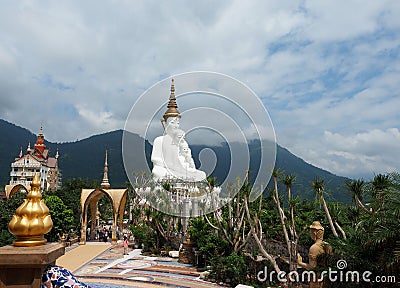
[46,178,99,229]
[44,195,75,242]
[0,190,26,246]
[162,182,170,191]
[0,230,15,247]
[130,223,156,252]
[189,216,231,262]
[210,252,247,287]
[333,172,400,286]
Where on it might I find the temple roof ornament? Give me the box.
[162,79,181,122]
[101,150,110,189]
[8,173,53,246]
[32,125,46,158]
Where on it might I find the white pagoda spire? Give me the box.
[101,150,110,189]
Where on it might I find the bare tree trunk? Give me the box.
[354,195,374,214]
[244,193,281,273]
[287,187,298,271]
[334,220,347,239]
[273,175,290,249]
[320,193,339,238]
[209,182,250,253]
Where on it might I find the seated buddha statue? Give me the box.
[151,79,206,182]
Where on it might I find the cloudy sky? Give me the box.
[0,1,399,179]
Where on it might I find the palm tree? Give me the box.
[358,174,400,275]
[271,169,290,248]
[281,174,296,236]
[281,174,296,201]
[346,179,373,214]
[281,174,298,271]
[327,202,347,239]
[312,177,338,238]
[371,173,391,210]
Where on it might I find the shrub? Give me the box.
[210,252,247,287]
[130,223,156,252]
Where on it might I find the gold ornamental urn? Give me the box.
[8,173,53,246]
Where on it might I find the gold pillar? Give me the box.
[80,211,87,245]
[112,211,117,244]
[90,197,100,240]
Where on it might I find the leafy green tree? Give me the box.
[44,195,74,242]
[130,223,156,252]
[339,172,400,285]
[47,178,99,229]
[189,217,230,262]
[0,190,26,246]
[312,177,339,238]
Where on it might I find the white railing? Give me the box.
[11,163,41,168]
[10,172,38,177]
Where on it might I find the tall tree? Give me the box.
[281,173,300,271]
[44,195,75,242]
[205,177,252,253]
[346,179,372,214]
[311,177,339,238]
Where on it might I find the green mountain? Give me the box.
[0,119,351,202]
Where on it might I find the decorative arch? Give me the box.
[79,188,128,244]
[5,183,30,200]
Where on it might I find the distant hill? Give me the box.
[0,119,351,202]
[0,120,38,188]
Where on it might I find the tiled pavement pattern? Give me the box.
[60,242,226,288]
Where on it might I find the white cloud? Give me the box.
[322,129,400,177]
[303,0,388,41]
[0,1,399,178]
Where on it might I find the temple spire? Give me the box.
[34,125,46,155]
[163,78,181,122]
[101,150,110,189]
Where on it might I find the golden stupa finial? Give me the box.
[8,173,53,246]
[162,78,181,122]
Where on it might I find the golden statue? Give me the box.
[8,173,53,246]
[298,221,332,288]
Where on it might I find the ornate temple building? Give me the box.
[8,126,61,191]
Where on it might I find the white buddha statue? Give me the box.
[151,79,207,182]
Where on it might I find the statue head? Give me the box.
[183,147,191,158]
[165,117,180,136]
[173,129,185,145]
[309,221,324,241]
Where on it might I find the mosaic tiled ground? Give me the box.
[73,244,226,288]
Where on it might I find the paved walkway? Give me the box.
[58,242,226,288]
[56,242,111,272]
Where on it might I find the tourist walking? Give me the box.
[123,236,129,255]
[103,229,108,242]
[98,229,103,242]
